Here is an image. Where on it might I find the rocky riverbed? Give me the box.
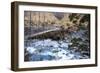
[24,29,90,61]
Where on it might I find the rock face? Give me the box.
[24,11,89,30]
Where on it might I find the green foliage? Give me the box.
[69,36,89,53]
[80,14,90,23]
[69,13,76,21]
[78,44,88,51]
[69,38,82,50]
[84,30,89,37]
[73,20,77,24]
[71,38,82,44]
[78,24,86,30]
[69,13,79,21]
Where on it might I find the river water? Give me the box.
[24,29,90,61]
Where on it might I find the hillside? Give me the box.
[24,11,89,31]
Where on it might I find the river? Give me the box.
[24,29,90,61]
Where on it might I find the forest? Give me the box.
[24,11,90,61]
